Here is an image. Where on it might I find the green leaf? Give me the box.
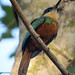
[1,5,17,29]
[10,51,16,58]
[2,30,13,38]
[1,5,18,38]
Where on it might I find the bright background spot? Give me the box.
[0,0,12,6]
[0,28,19,75]
[0,0,19,75]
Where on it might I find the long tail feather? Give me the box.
[18,48,31,75]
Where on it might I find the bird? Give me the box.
[18,0,61,75]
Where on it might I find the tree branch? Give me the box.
[10,0,72,75]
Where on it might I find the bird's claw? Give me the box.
[48,47,50,52]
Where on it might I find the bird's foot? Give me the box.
[48,47,50,52]
[37,34,40,37]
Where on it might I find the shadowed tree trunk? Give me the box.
[10,0,75,75]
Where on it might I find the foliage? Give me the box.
[0,5,18,57]
[1,5,17,38]
[68,61,75,74]
[10,51,16,58]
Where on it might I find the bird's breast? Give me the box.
[26,22,58,52]
[36,22,58,43]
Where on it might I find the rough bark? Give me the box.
[10,0,75,75]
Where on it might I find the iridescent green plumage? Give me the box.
[19,0,61,74]
[22,16,55,53]
[22,0,61,54]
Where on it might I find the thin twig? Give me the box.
[10,0,71,75]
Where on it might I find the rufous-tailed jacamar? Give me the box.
[19,0,61,75]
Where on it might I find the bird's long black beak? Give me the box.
[53,0,61,9]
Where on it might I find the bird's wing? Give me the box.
[31,18,38,24]
[22,17,45,53]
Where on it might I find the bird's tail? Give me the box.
[18,48,31,75]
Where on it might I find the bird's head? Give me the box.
[42,0,61,21]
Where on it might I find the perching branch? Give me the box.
[10,0,72,75]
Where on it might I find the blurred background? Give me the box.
[0,0,75,75]
[0,0,19,75]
